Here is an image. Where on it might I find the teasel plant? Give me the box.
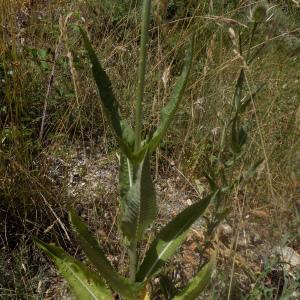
[34,1,216,299]
[203,3,269,240]
[33,1,268,299]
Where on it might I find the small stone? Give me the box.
[238,236,248,248]
[274,246,300,270]
[211,127,220,136]
[219,223,232,236]
[218,223,233,244]
[251,233,262,245]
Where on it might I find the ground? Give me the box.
[0,1,300,299]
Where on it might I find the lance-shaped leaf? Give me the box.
[69,211,138,299]
[119,153,133,218]
[121,152,157,242]
[203,171,218,192]
[233,69,245,113]
[147,37,194,153]
[238,126,247,147]
[240,83,265,113]
[159,274,177,299]
[240,159,264,183]
[80,28,134,158]
[231,116,241,154]
[136,192,218,283]
[173,252,216,300]
[33,238,113,300]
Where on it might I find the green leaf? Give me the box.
[121,152,157,242]
[80,28,134,158]
[69,211,137,299]
[136,192,217,283]
[231,113,247,154]
[238,126,247,147]
[121,120,136,148]
[37,48,48,60]
[233,69,245,113]
[119,153,132,217]
[173,253,216,300]
[132,142,150,164]
[240,83,265,113]
[33,238,113,300]
[240,159,264,182]
[231,116,241,153]
[203,171,218,192]
[147,37,194,153]
[215,207,231,223]
[159,274,177,299]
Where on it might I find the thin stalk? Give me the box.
[246,22,258,62]
[128,240,138,283]
[135,0,151,152]
[129,0,151,282]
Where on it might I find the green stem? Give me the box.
[246,22,258,62]
[135,0,151,152]
[128,240,138,283]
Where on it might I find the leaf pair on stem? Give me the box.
[35,1,216,299]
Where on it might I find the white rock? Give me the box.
[186,199,192,206]
[274,246,300,270]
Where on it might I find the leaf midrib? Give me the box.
[63,262,100,300]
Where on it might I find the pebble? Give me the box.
[274,246,300,271]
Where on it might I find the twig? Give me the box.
[40,193,71,242]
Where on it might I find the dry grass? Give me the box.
[0,0,299,299]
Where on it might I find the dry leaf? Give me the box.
[250,209,270,218]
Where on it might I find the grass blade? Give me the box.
[33,238,113,300]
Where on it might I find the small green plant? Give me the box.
[196,4,271,297]
[34,1,216,299]
[33,0,272,298]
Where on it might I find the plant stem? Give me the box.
[246,22,258,62]
[135,0,151,152]
[128,240,138,283]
